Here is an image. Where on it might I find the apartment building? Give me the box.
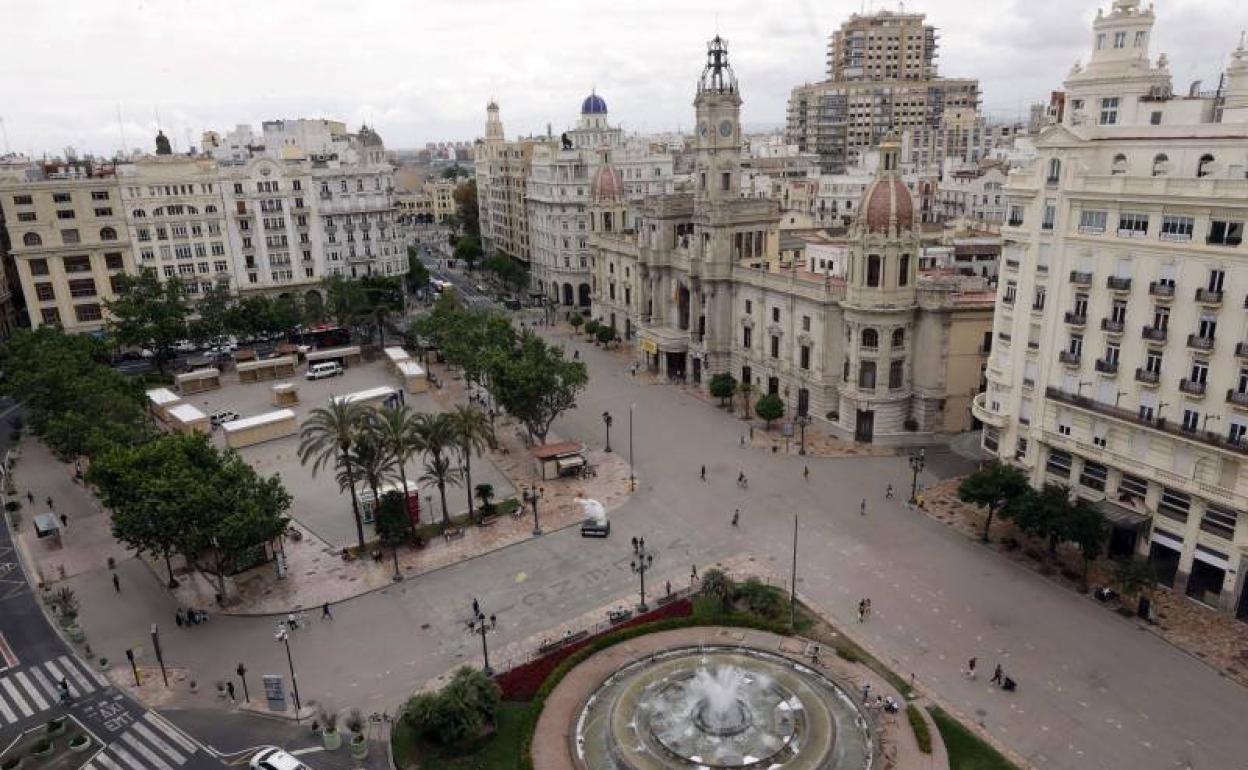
[475,102,534,266]
[787,10,980,173]
[934,161,1009,226]
[0,161,131,333]
[974,0,1248,617]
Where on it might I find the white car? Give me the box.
[250,748,311,770]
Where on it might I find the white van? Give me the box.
[306,362,343,380]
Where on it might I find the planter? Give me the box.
[29,740,52,758]
[68,735,91,753]
[321,729,342,751]
[46,717,67,736]
[65,625,85,643]
[348,735,368,760]
[97,658,109,671]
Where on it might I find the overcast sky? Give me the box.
[1,0,1243,157]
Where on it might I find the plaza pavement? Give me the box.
[42,325,1248,770]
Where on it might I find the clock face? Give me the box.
[698,122,708,137]
[719,120,734,138]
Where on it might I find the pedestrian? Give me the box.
[857,599,866,623]
[665,580,672,596]
[749,426,755,440]
[862,683,871,702]
[25,491,33,504]
[59,513,68,529]
[731,509,739,527]
[803,465,810,481]
[112,573,120,593]
[691,564,699,582]
[46,496,53,510]
[226,681,236,702]
[964,657,977,679]
[864,598,872,619]
[739,435,745,446]
[990,664,1004,686]
[175,608,184,627]
[287,612,298,631]
[859,498,866,516]
[811,644,821,664]
[885,484,894,499]
[701,465,707,482]
[322,602,333,621]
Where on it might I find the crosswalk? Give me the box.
[85,712,201,770]
[0,653,109,725]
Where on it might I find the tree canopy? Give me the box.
[957,462,1031,542]
[754,392,785,428]
[453,180,480,238]
[104,269,190,370]
[488,331,588,444]
[709,373,736,407]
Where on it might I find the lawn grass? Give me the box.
[927,705,1020,770]
[392,700,527,770]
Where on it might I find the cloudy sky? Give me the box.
[1,0,1243,157]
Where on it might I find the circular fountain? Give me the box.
[575,646,875,770]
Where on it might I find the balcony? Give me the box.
[1064,311,1087,326]
[1046,385,1248,457]
[1179,378,1207,397]
[1069,270,1092,286]
[1187,333,1215,351]
[1058,350,1081,366]
[1149,281,1175,300]
[971,392,1007,428]
[1195,288,1223,306]
[1142,325,1167,342]
[1095,358,1119,375]
[1101,318,1124,334]
[1106,276,1132,291]
[1235,341,1248,358]
[1005,258,1020,269]
[1135,367,1160,385]
[1227,389,1248,408]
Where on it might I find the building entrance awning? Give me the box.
[639,327,689,354]
[1096,499,1150,531]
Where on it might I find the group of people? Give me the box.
[963,657,1017,692]
[174,607,209,626]
[856,598,873,622]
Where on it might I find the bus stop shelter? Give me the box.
[530,441,587,480]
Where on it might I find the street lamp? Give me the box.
[795,414,811,455]
[236,663,250,703]
[602,411,614,452]
[908,448,926,504]
[467,598,498,676]
[630,536,656,613]
[523,485,545,536]
[628,404,635,491]
[274,628,302,717]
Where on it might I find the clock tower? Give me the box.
[693,35,742,202]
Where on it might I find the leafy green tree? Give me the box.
[453,235,483,272]
[474,483,496,516]
[189,282,237,349]
[402,666,499,746]
[375,492,409,578]
[1065,498,1108,583]
[754,392,784,429]
[1008,483,1076,556]
[453,180,480,239]
[568,314,584,333]
[958,462,1032,542]
[488,332,588,444]
[359,275,406,347]
[595,325,616,346]
[700,568,735,612]
[269,294,303,337]
[195,450,291,597]
[298,401,370,551]
[406,249,431,295]
[104,269,190,372]
[368,405,425,537]
[337,431,397,530]
[324,275,370,339]
[709,373,737,408]
[414,412,460,528]
[449,405,493,522]
[584,318,600,338]
[1113,556,1157,600]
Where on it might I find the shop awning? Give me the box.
[556,456,585,471]
[1096,499,1150,531]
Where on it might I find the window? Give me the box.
[1197,154,1214,178]
[1118,212,1148,235]
[1151,153,1169,177]
[866,254,881,286]
[1096,33,1105,50]
[56,209,75,220]
[22,232,42,247]
[94,207,112,217]
[13,194,32,205]
[721,172,731,191]
[1190,360,1208,384]
[1080,460,1108,491]
[99,226,117,241]
[1160,215,1194,240]
[1181,408,1200,432]
[861,328,879,349]
[52,193,71,203]
[898,253,909,286]
[1159,487,1191,522]
[16,212,35,222]
[67,279,97,298]
[744,299,752,313]
[90,190,109,201]
[34,283,55,302]
[1046,448,1072,478]
[1033,286,1047,310]
[1149,111,1162,126]
[62,256,91,273]
[1042,200,1056,230]
[742,326,752,348]
[800,345,811,370]
[1003,281,1017,304]
[770,336,780,359]
[1201,503,1236,540]
[1119,473,1148,499]
[104,253,124,270]
[1007,206,1024,226]
[1111,154,1127,175]
[40,308,61,326]
[1208,219,1243,246]
[892,328,905,347]
[888,359,904,389]
[1113,31,1126,48]
[802,315,810,332]
[74,304,102,323]
[1145,349,1163,374]
[772,307,780,323]
[1134,30,1147,47]
[1099,97,1119,125]
[858,361,877,390]
[1078,210,1107,232]
[1068,334,1083,356]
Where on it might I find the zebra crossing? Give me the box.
[84,712,202,770]
[0,653,108,725]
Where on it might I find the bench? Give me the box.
[443,527,466,542]
[607,608,633,624]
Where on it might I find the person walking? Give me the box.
[731,509,740,527]
[226,681,236,702]
[862,683,871,702]
[964,657,978,679]
[175,609,184,627]
[859,498,867,516]
[112,573,120,593]
[990,664,1004,686]
[700,465,707,482]
[665,580,672,596]
[59,514,68,529]
[25,491,33,504]
[46,496,54,510]
[864,598,872,619]
[690,564,699,582]
[885,484,894,499]
[857,599,866,623]
[322,602,333,621]
[803,465,809,481]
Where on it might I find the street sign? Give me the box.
[262,674,286,711]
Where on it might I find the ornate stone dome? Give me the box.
[860,177,914,235]
[356,124,384,147]
[591,162,624,200]
[581,92,609,115]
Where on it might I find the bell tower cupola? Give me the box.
[693,35,743,202]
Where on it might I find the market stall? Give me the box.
[176,367,221,395]
[396,360,428,394]
[146,387,183,422]
[271,382,299,407]
[167,403,210,434]
[221,408,298,449]
[383,346,411,373]
[305,345,362,368]
[237,355,297,383]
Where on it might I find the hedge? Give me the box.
[906,703,932,754]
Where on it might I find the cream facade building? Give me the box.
[591,37,994,442]
[475,103,534,266]
[974,0,1248,617]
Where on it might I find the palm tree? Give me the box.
[414,412,459,528]
[298,401,369,551]
[337,432,397,535]
[449,405,494,522]
[369,405,425,536]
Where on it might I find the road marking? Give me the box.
[289,748,324,756]
[109,742,151,770]
[43,659,81,697]
[121,729,174,770]
[15,671,48,710]
[58,654,95,694]
[29,666,59,701]
[93,751,125,770]
[144,711,198,754]
[131,721,185,764]
[1,676,33,717]
[0,684,17,723]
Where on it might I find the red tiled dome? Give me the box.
[860,177,914,234]
[591,163,624,200]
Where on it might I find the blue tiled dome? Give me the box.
[581,93,608,115]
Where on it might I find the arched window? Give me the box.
[100,227,117,241]
[1046,158,1061,183]
[186,205,199,215]
[892,328,905,347]
[205,205,217,214]
[1197,154,1214,178]
[1111,154,1127,175]
[1151,153,1169,177]
[861,328,879,349]
[22,232,41,247]
[131,208,146,218]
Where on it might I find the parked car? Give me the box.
[210,410,239,428]
[251,748,312,770]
